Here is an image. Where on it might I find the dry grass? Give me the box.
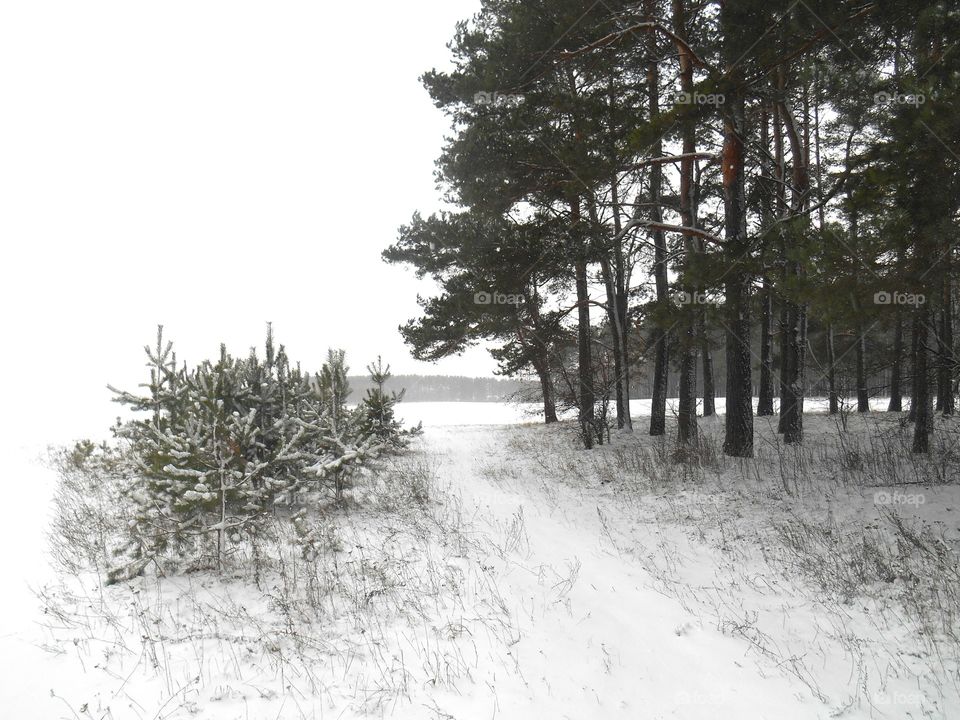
[494,411,960,715]
[39,446,521,719]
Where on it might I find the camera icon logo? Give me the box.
[474,292,492,305]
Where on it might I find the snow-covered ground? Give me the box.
[3,400,958,718]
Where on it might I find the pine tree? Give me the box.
[361,356,421,447]
[311,349,383,503]
[108,329,415,574]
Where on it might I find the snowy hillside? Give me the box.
[3,404,958,719]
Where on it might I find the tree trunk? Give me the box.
[779,301,805,443]
[909,315,919,422]
[701,327,716,417]
[600,253,626,429]
[856,319,869,412]
[724,267,754,457]
[889,310,903,411]
[572,196,594,448]
[912,307,932,453]
[827,323,839,414]
[616,286,633,430]
[612,316,626,428]
[650,328,668,436]
[674,0,698,448]
[719,76,753,457]
[575,254,594,448]
[938,272,954,416]
[775,69,809,445]
[678,344,698,446]
[758,280,775,415]
[647,3,668,437]
[534,359,558,424]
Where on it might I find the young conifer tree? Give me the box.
[361,355,422,447]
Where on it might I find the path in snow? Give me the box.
[425,424,825,720]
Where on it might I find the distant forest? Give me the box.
[346,375,533,403]
[349,368,878,404]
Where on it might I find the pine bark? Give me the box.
[758,280,776,415]
[674,0,698,448]
[775,69,808,445]
[912,307,932,453]
[827,324,839,414]
[720,84,753,457]
[534,358,558,424]
[757,110,775,417]
[909,316,919,422]
[572,196,594,449]
[888,310,903,411]
[648,1,668,437]
[938,271,954,416]
[701,328,716,417]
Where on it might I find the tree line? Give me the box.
[346,374,531,402]
[385,0,959,454]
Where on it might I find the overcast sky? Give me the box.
[0,0,493,441]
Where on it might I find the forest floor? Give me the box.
[3,405,959,719]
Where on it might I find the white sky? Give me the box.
[0,0,492,442]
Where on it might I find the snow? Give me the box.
[0,445,60,717]
[421,424,817,718]
[2,400,957,718]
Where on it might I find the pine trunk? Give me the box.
[827,324,839,414]
[780,301,805,443]
[719,81,753,457]
[888,311,903,411]
[616,288,633,430]
[601,255,626,429]
[647,6,668,437]
[701,328,716,417]
[938,272,954,416]
[775,69,809,445]
[912,307,932,453]
[534,359,558,424]
[650,329,668,436]
[856,319,869,412]
[909,316,919,422]
[758,280,775,415]
[674,0,699,449]
[573,192,594,449]
[678,345,698,446]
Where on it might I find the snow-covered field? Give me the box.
[3,401,959,718]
